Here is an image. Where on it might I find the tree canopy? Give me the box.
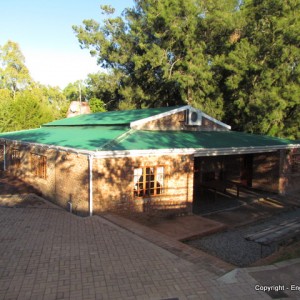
[0,41,33,98]
[219,0,300,138]
[0,41,68,133]
[73,0,300,139]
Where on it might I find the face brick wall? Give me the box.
[3,141,90,216]
[133,111,187,130]
[132,110,228,131]
[279,148,300,195]
[252,152,280,193]
[2,139,297,216]
[92,154,194,216]
[54,151,89,215]
[0,144,4,171]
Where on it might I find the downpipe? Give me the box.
[89,155,94,216]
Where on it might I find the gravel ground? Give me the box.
[186,208,300,267]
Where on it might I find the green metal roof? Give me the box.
[0,126,130,151]
[44,106,181,126]
[1,126,297,152]
[109,130,298,151]
[0,103,298,152]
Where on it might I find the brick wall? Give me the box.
[132,110,228,131]
[3,138,297,217]
[92,154,194,217]
[2,141,195,217]
[252,152,280,193]
[3,141,90,216]
[201,116,228,131]
[54,151,89,215]
[279,148,300,195]
[0,144,4,171]
[133,111,186,130]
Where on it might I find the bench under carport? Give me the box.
[245,217,300,257]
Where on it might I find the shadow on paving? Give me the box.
[0,174,48,208]
[0,173,41,196]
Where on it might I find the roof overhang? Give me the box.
[1,138,299,159]
[92,144,299,158]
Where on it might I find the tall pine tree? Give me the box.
[219,0,300,139]
[73,0,239,118]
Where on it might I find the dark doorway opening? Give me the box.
[241,154,253,187]
[193,155,254,214]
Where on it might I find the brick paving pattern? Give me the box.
[0,176,275,300]
[0,202,272,300]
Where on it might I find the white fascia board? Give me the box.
[130,105,190,128]
[200,110,231,130]
[3,138,299,159]
[93,144,300,158]
[130,105,231,130]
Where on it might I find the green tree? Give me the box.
[86,72,121,110]
[89,97,106,113]
[74,0,300,139]
[73,1,239,118]
[63,80,87,102]
[0,41,32,98]
[0,41,69,132]
[0,90,54,133]
[219,0,300,139]
[0,89,12,103]
[38,84,68,119]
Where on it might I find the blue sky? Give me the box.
[0,0,134,88]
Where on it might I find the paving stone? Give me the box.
[0,187,293,300]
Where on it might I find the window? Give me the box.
[134,166,165,197]
[31,153,47,179]
[11,149,21,168]
[291,154,300,174]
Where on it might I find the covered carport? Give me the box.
[191,131,300,214]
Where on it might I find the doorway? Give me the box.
[192,155,254,214]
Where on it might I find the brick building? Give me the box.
[0,106,299,216]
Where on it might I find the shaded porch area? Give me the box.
[192,152,281,215]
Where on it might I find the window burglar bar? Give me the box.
[31,153,47,179]
[11,149,21,168]
[134,166,164,197]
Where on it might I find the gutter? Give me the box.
[92,144,300,158]
[1,137,299,159]
[0,138,94,157]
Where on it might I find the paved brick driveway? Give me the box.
[0,201,273,300]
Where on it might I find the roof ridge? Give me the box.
[98,128,136,151]
[44,106,181,127]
